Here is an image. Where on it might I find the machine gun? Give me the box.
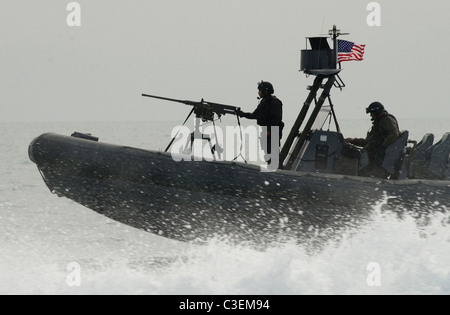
[142,93,242,156]
[142,93,240,122]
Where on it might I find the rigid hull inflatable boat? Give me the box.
[28,26,450,243]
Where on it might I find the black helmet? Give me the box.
[257,81,274,95]
[366,101,385,115]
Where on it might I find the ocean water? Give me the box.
[1,118,449,295]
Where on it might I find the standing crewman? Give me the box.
[346,101,400,178]
[237,81,284,169]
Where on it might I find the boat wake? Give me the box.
[149,199,449,295]
[2,195,448,294]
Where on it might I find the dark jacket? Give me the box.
[241,95,284,132]
[350,111,400,163]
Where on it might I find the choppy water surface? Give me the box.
[1,120,449,294]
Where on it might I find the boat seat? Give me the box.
[406,133,434,178]
[358,149,369,171]
[425,132,450,180]
[381,130,409,178]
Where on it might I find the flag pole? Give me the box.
[330,25,339,69]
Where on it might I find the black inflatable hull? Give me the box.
[28,133,450,244]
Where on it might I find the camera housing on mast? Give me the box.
[300,25,348,77]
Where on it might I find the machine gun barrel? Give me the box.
[141,93,240,119]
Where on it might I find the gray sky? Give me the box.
[1,0,450,122]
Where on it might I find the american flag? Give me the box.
[337,40,366,63]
